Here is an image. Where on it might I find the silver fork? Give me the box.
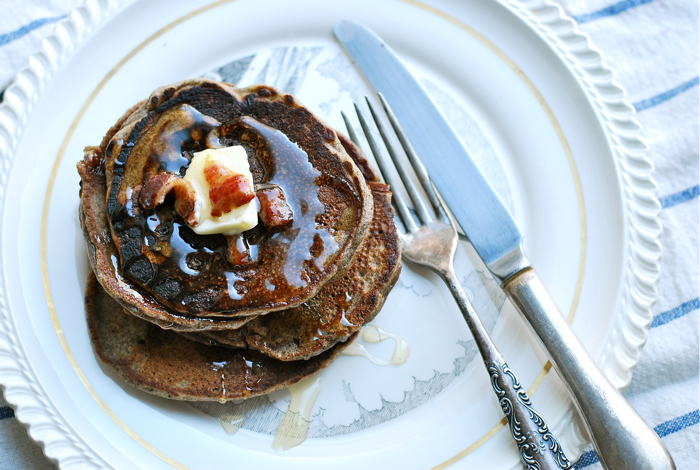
[344,95,572,470]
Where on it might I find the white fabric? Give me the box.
[0,0,697,468]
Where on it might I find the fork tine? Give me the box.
[353,102,418,233]
[376,93,446,220]
[341,111,361,147]
[364,97,433,225]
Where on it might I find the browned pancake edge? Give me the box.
[85,271,357,401]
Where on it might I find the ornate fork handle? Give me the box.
[443,270,571,470]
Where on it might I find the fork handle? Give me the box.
[502,267,675,470]
[443,270,571,470]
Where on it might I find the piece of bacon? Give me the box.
[140,173,177,209]
[204,161,255,217]
[172,182,198,226]
[139,173,198,226]
[257,186,293,229]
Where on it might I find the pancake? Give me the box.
[86,272,356,401]
[78,79,373,330]
[182,181,401,360]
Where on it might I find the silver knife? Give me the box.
[334,20,675,470]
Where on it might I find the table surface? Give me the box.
[0,0,698,469]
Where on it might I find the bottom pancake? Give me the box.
[86,272,356,401]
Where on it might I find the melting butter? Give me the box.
[183,146,257,235]
[341,325,411,365]
[272,374,322,452]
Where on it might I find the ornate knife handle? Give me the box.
[502,268,675,470]
[443,271,570,470]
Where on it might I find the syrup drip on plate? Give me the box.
[220,412,245,435]
[199,327,408,446]
[193,373,322,449]
[272,374,322,452]
[341,325,411,365]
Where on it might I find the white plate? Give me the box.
[0,0,661,468]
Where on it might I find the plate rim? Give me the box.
[0,0,662,468]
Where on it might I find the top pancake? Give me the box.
[78,79,373,330]
[181,134,402,361]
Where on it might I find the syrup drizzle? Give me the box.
[211,361,228,404]
[150,104,219,174]
[169,222,199,276]
[341,325,411,365]
[339,292,355,327]
[199,373,323,448]
[225,272,244,300]
[238,117,340,288]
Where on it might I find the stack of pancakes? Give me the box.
[78,79,401,401]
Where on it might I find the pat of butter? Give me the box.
[184,146,258,235]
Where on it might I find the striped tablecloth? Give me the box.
[1,0,697,468]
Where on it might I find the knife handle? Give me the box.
[502,268,675,470]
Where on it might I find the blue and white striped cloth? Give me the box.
[560,1,699,468]
[1,0,697,468]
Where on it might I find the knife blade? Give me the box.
[333,20,526,281]
[334,20,675,470]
